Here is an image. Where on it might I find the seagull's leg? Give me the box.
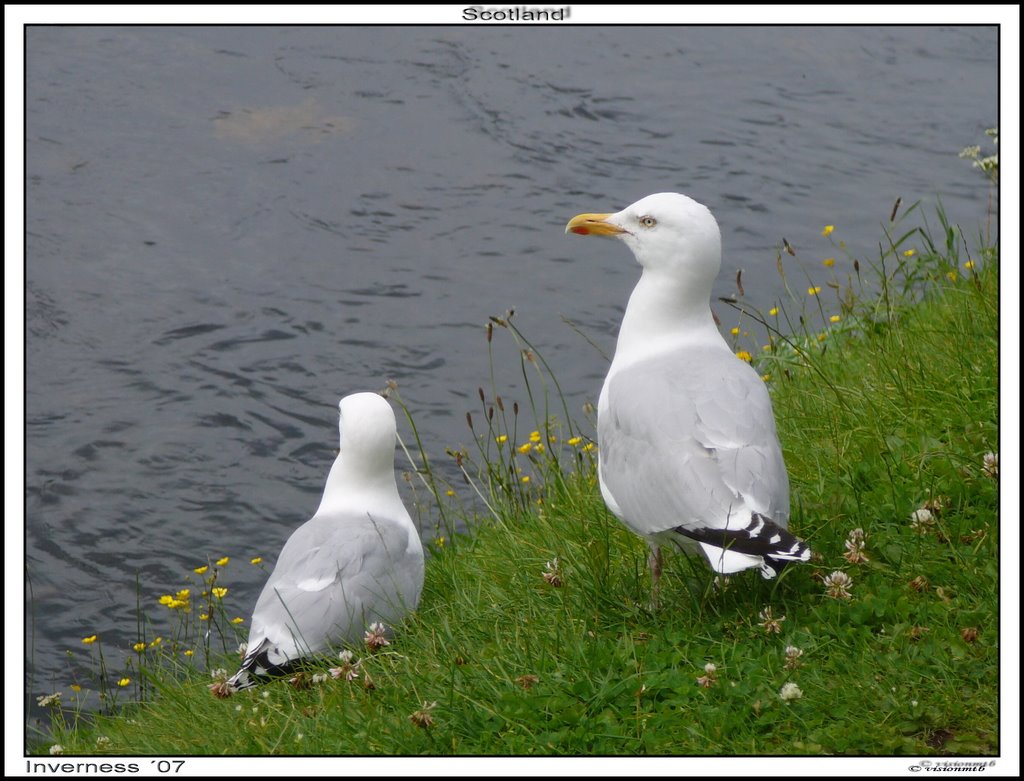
[648,544,663,610]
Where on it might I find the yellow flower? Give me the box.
[148,637,163,648]
[548,435,557,443]
[518,443,532,454]
[82,635,98,645]
[231,617,244,625]
[184,649,194,657]
[216,557,230,567]
[903,248,916,257]
[761,374,771,382]
[730,327,740,336]
[175,589,190,600]
[822,257,835,267]
[521,476,531,484]
[762,344,771,352]
[445,490,455,497]
[495,435,508,444]
[529,431,541,443]
[212,587,228,599]
[946,271,957,282]
[159,595,174,606]
[582,442,596,452]
[250,557,262,565]
[534,443,545,453]
[194,565,208,575]
[964,260,975,269]
[567,437,582,446]
[822,225,834,236]
[808,286,822,296]
[200,614,210,621]
[818,333,827,342]
[768,307,779,316]
[117,678,131,687]
[132,642,146,653]
[830,315,841,323]
[70,684,81,693]
[434,537,446,548]
[735,350,753,362]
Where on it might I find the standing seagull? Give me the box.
[227,392,424,690]
[565,193,810,588]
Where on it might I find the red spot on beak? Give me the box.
[569,226,590,235]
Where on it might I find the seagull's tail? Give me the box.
[674,512,811,580]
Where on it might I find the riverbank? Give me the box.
[32,210,999,756]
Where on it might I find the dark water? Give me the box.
[24,26,997,714]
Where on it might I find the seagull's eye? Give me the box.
[639,216,657,229]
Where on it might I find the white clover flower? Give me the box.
[410,701,437,729]
[779,682,803,701]
[823,570,853,600]
[95,736,111,748]
[311,673,330,685]
[843,528,868,564]
[330,663,360,682]
[542,557,563,587]
[758,606,785,634]
[338,649,355,663]
[210,668,228,681]
[364,622,390,651]
[36,692,62,708]
[983,452,998,479]
[209,681,237,699]
[696,662,718,688]
[784,646,804,670]
[49,744,64,756]
[910,508,934,532]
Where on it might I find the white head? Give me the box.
[565,192,722,289]
[335,392,398,474]
[314,392,407,519]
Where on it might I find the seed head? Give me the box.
[410,701,437,729]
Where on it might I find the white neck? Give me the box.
[314,453,406,520]
[610,268,727,371]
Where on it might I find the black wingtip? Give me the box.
[228,648,306,691]
[675,512,811,578]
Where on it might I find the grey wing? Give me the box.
[245,512,423,667]
[599,345,789,538]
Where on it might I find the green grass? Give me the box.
[31,213,998,757]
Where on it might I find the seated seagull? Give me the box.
[227,392,424,690]
[565,193,811,588]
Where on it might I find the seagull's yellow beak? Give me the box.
[565,212,626,236]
